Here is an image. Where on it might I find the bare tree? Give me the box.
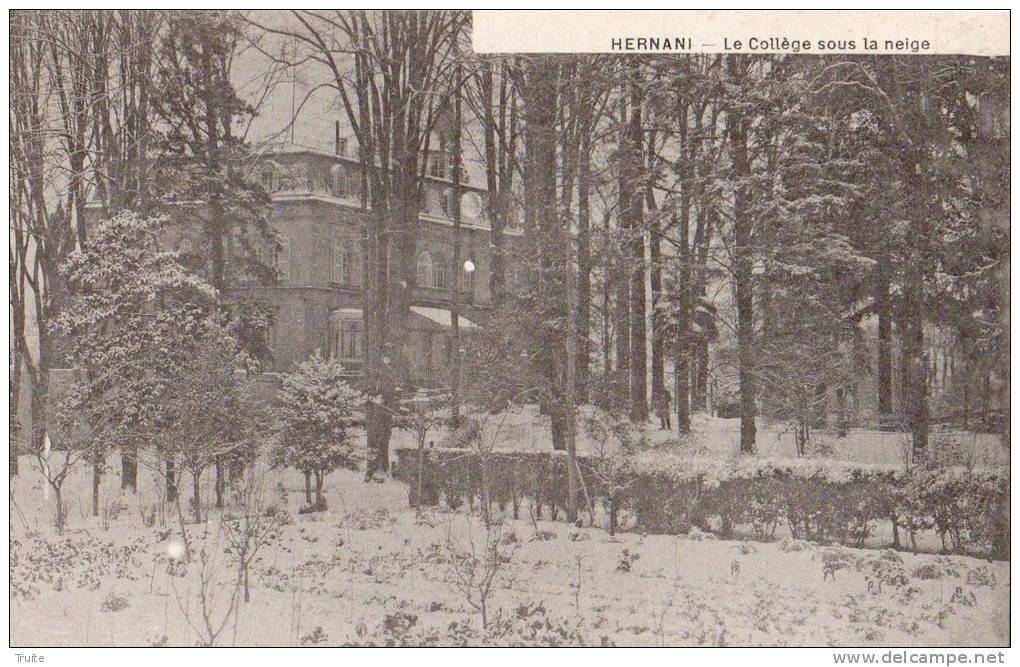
[247,10,468,479]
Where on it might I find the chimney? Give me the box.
[335,120,341,156]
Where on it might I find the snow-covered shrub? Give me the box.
[965,566,997,588]
[778,537,812,553]
[911,557,961,581]
[100,592,130,613]
[819,547,856,580]
[855,554,911,594]
[391,446,1008,557]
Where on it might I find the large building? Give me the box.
[166,140,517,387]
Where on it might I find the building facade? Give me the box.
[164,143,515,387]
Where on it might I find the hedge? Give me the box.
[392,447,1010,559]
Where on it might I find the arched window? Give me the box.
[260,164,277,193]
[273,236,291,282]
[178,237,193,255]
[416,252,434,287]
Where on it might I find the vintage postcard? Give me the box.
[8,8,1010,656]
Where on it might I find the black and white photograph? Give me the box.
[7,8,1011,651]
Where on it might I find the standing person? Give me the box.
[656,388,672,430]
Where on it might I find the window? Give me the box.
[462,192,482,220]
[260,165,277,193]
[332,237,359,286]
[439,189,452,217]
[433,259,448,290]
[333,319,362,360]
[330,164,348,198]
[273,236,291,282]
[178,237,193,255]
[416,252,434,287]
[417,251,457,289]
[458,263,473,293]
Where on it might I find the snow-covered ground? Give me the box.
[389,405,1008,465]
[9,456,1009,647]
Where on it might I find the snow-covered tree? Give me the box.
[145,320,262,521]
[56,210,217,506]
[274,354,364,507]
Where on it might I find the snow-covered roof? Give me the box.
[329,305,480,332]
[410,306,480,331]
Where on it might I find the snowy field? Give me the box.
[9,451,1009,647]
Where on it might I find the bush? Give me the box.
[393,447,1008,558]
[100,592,130,613]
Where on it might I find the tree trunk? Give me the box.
[876,265,893,415]
[304,470,312,505]
[647,160,663,405]
[54,486,65,533]
[692,339,708,412]
[576,117,593,402]
[898,322,911,417]
[836,387,848,437]
[675,95,694,435]
[450,62,464,426]
[728,56,755,454]
[414,440,425,509]
[192,471,202,523]
[676,351,691,434]
[315,471,324,506]
[522,56,565,450]
[120,443,137,492]
[561,68,581,524]
[92,447,102,517]
[243,563,250,603]
[614,98,631,406]
[649,209,664,403]
[166,456,177,503]
[627,73,648,422]
[214,457,224,508]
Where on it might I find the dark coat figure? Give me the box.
[656,389,672,430]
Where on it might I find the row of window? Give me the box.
[179,235,478,292]
[416,251,472,291]
[259,162,483,220]
[260,163,360,199]
[180,236,291,282]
